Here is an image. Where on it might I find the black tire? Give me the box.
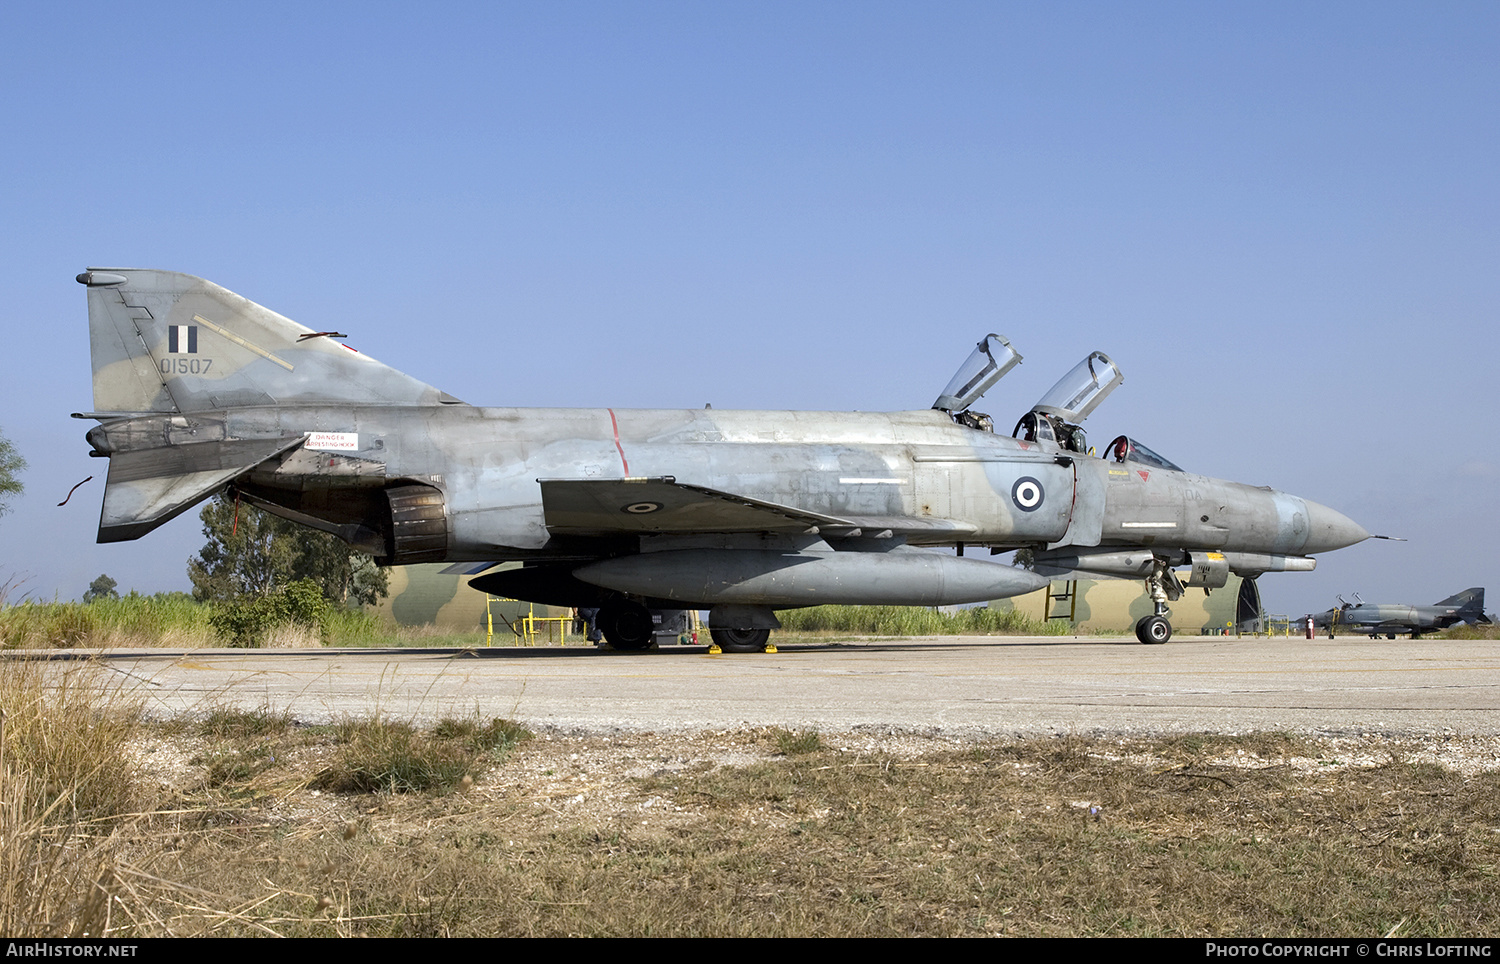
[600,603,654,651]
[1136,615,1171,645]
[710,627,770,653]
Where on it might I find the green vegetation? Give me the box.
[314,715,532,794]
[1442,623,1500,640]
[0,590,404,649]
[0,427,23,520]
[777,604,1071,636]
[2,594,1080,650]
[208,577,334,646]
[190,495,388,606]
[83,573,119,603]
[768,726,824,755]
[0,591,216,649]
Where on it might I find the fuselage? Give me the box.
[178,402,1369,561]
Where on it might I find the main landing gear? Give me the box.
[1133,556,1185,645]
[598,602,655,651]
[709,628,771,654]
[597,603,776,653]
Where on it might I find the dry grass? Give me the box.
[5,663,1499,936]
[132,730,1499,938]
[777,604,1069,637]
[0,662,150,935]
[1444,624,1500,641]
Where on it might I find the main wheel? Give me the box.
[710,627,770,653]
[1136,614,1171,645]
[600,603,654,651]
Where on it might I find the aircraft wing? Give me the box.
[539,477,982,540]
[539,477,853,535]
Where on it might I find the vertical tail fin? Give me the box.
[1434,587,1484,611]
[78,268,462,413]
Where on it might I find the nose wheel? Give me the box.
[1135,614,1172,644]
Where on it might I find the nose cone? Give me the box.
[1302,499,1370,553]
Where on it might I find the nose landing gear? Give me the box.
[1134,556,1185,645]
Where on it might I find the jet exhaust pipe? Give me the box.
[573,547,1050,607]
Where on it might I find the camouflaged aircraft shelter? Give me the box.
[371,564,569,635]
[991,573,1264,635]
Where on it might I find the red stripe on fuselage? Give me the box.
[608,408,630,476]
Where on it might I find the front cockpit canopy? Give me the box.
[1030,351,1123,424]
[1105,435,1183,472]
[932,334,1022,413]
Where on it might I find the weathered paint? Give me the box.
[75,269,1369,638]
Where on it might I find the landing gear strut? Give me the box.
[1134,556,1184,645]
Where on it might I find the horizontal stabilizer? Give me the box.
[97,436,303,542]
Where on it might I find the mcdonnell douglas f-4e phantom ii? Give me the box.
[1307,588,1490,639]
[75,269,1370,650]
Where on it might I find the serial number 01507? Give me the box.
[159,357,214,374]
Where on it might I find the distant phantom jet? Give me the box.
[1306,588,1489,639]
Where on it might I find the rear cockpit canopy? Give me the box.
[932,334,1022,414]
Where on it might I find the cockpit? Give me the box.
[1013,411,1089,454]
[934,336,1181,468]
[1104,435,1183,472]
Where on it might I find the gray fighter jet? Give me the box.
[1306,588,1489,639]
[74,269,1370,650]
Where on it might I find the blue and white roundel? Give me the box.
[1011,476,1044,512]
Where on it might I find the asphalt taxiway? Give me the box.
[23,634,1500,736]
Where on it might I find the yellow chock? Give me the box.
[764,642,778,653]
[708,642,723,654]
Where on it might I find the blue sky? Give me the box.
[2,1,1496,618]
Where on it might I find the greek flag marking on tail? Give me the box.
[168,325,198,354]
